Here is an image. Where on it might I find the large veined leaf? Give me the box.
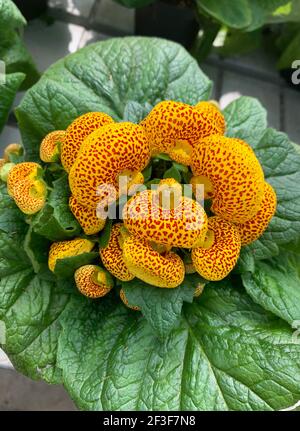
[122,275,199,338]
[224,96,267,147]
[0,72,24,132]
[16,37,212,161]
[242,253,300,325]
[1,37,300,411]
[225,98,300,261]
[57,282,300,411]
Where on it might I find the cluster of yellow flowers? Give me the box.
[3,100,277,309]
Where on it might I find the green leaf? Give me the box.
[0,183,26,235]
[234,247,256,274]
[142,163,152,182]
[163,166,181,182]
[277,29,300,69]
[56,281,300,410]
[268,0,300,23]
[98,219,113,249]
[0,72,24,132]
[223,96,267,147]
[3,273,69,383]
[0,29,40,90]
[122,275,197,338]
[246,0,289,31]
[154,153,172,161]
[31,175,81,241]
[23,226,51,274]
[54,251,99,280]
[196,0,252,29]
[242,253,300,326]
[172,161,189,173]
[16,37,212,161]
[123,100,152,123]
[0,0,26,30]
[245,128,300,260]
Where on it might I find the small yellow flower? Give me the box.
[69,122,150,207]
[40,130,65,162]
[4,143,22,161]
[100,223,135,282]
[191,135,265,223]
[123,179,208,249]
[141,100,225,165]
[237,182,277,245]
[192,216,241,281]
[48,238,94,272]
[61,112,114,172]
[7,162,47,215]
[75,265,113,298]
[69,195,106,235]
[122,235,185,288]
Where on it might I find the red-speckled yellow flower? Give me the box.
[40,130,65,163]
[194,100,225,135]
[141,100,225,165]
[75,265,113,298]
[61,112,114,172]
[7,162,47,215]
[191,135,265,223]
[69,195,106,235]
[4,143,22,161]
[192,216,241,281]
[100,223,135,282]
[69,122,150,207]
[122,184,208,249]
[122,235,185,288]
[237,182,277,245]
[119,289,141,311]
[48,238,94,272]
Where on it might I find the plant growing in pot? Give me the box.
[0,36,300,411]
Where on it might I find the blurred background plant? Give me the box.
[115,0,300,87]
[0,0,39,133]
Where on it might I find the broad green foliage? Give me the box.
[224,96,267,147]
[0,72,24,133]
[122,275,199,338]
[242,253,300,325]
[1,38,300,411]
[16,37,212,161]
[57,283,300,411]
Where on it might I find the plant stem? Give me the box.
[191,18,221,63]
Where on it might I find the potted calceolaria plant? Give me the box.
[0,36,300,411]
